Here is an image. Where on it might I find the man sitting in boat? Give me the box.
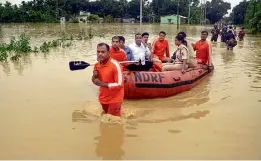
[142,32,163,72]
[128,33,152,70]
[118,36,134,61]
[142,32,152,53]
[152,31,171,63]
[92,43,124,117]
[110,36,128,62]
[193,31,213,70]
[162,35,189,73]
[127,33,162,72]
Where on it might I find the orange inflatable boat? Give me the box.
[123,65,213,99]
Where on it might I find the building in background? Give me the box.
[114,18,123,23]
[123,18,135,23]
[160,15,187,24]
[77,11,90,23]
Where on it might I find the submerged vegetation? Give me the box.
[0,34,73,61]
[0,26,100,61]
[0,34,32,61]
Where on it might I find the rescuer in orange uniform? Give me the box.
[193,31,213,70]
[110,36,128,71]
[152,31,171,63]
[110,36,128,62]
[92,43,124,117]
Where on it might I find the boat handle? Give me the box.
[173,77,181,81]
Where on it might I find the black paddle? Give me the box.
[69,60,141,71]
[69,61,90,71]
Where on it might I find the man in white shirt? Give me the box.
[129,33,151,65]
[142,32,152,53]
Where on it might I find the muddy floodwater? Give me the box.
[0,23,261,160]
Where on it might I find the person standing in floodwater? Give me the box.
[211,25,220,42]
[221,26,228,43]
[92,43,124,117]
[238,27,245,41]
[226,30,237,50]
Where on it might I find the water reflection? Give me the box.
[21,53,33,66]
[11,59,24,75]
[219,42,226,49]
[187,25,198,37]
[0,25,3,42]
[95,122,125,160]
[72,110,93,123]
[10,54,32,75]
[0,61,11,75]
[221,50,235,65]
[211,41,218,48]
[175,80,211,107]
[248,47,261,92]
[60,23,66,33]
[237,41,244,49]
[128,110,210,124]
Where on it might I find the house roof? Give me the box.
[161,14,187,19]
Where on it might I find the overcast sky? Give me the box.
[1,0,242,13]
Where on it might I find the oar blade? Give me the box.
[69,61,90,71]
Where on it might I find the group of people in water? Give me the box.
[92,30,215,117]
[211,23,245,50]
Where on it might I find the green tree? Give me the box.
[0,0,231,24]
[230,0,249,24]
[88,14,99,22]
[206,0,231,24]
[244,0,261,33]
[127,0,140,19]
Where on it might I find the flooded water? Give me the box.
[0,23,261,159]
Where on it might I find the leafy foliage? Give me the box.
[229,0,261,33]
[206,0,231,24]
[88,14,99,22]
[230,0,248,25]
